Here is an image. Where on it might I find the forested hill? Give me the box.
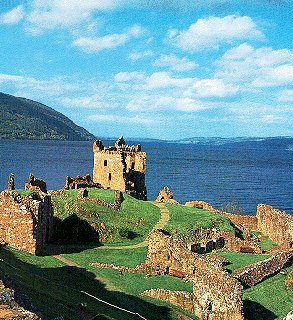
[0,92,96,140]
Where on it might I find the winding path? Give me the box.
[96,202,170,250]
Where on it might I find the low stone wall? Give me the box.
[257,204,293,249]
[223,235,263,254]
[220,212,257,231]
[147,230,244,320]
[232,250,293,287]
[143,289,196,315]
[81,190,123,210]
[0,191,53,255]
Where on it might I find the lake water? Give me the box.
[0,138,292,215]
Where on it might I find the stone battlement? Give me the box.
[93,136,147,200]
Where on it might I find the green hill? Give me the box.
[0,92,96,140]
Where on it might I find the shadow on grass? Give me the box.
[0,246,177,320]
[243,300,277,320]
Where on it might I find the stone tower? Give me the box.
[93,136,147,200]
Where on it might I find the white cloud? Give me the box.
[153,54,198,72]
[114,72,145,82]
[88,114,155,124]
[168,15,264,52]
[73,25,143,53]
[192,79,239,97]
[0,5,24,25]
[26,0,120,34]
[128,50,154,61]
[144,72,193,90]
[278,89,293,102]
[217,43,293,87]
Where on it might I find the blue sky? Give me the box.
[0,0,292,139]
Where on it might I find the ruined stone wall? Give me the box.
[220,212,257,230]
[147,230,244,320]
[232,250,293,287]
[223,234,263,254]
[143,289,196,315]
[256,204,293,248]
[0,191,53,255]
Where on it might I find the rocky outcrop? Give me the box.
[156,187,179,204]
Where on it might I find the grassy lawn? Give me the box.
[243,265,293,320]
[52,189,160,245]
[165,204,235,239]
[213,251,270,272]
[62,247,194,295]
[63,246,148,267]
[250,230,278,252]
[0,246,195,320]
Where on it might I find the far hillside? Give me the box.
[0,92,96,140]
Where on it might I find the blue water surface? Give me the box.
[0,138,292,215]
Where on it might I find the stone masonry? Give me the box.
[0,191,53,255]
[256,204,293,249]
[146,229,244,320]
[93,136,147,200]
[232,249,293,287]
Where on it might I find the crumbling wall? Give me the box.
[146,230,244,320]
[256,204,293,248]
[223,234,263,254]
[25,173,47,194]
[0,191,53,255]
[64,174,101,190]
[220,212,257,231]
[232,250,293,287]
[143,289,196,315]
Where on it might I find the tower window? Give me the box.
[104,160,108,166]
[109,173,112,181]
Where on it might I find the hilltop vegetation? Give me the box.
[0,92,95,140]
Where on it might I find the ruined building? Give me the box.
[93,137,147,200]
[0,191,54,255]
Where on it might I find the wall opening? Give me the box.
[104,160,108,166]
[109,173,112,181]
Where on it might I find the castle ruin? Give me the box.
[93,136,147,200]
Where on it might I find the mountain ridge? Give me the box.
[0,92,96,141]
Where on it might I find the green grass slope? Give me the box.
[52,189,161,245]
[0,92,95,140]
[165,204,235,240]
